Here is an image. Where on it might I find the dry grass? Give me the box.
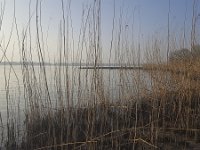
[1,0,200,150]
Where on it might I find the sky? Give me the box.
[0,0,199,63]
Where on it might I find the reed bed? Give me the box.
[17,87,200,149]
[1,0,200,150]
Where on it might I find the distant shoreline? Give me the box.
[0,62,141,68]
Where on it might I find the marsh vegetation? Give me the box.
[0,0,200,150]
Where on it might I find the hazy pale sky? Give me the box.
[0,0,199,63]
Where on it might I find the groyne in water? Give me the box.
[80,66,143,69]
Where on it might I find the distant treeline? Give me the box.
[169,45,200,62]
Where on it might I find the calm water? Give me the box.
[0,65,151,126]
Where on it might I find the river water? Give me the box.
[0,64,151,129]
